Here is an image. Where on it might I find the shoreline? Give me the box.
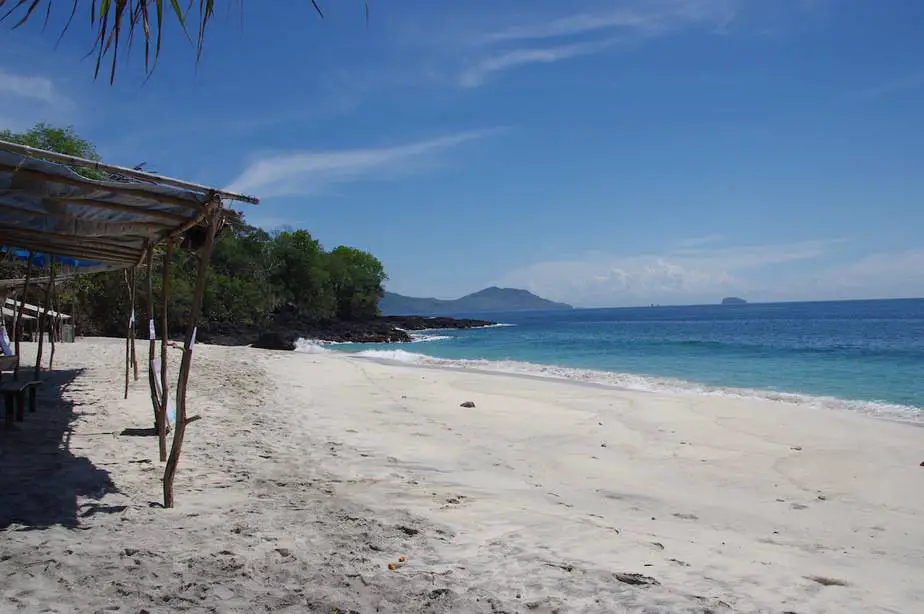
[4,339,923,612]
[318,343,924,424]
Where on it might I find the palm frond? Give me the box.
[0,0,331,83]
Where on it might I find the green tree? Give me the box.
[204,218,276,325]
[327,246,387,320]
[270,229,335,320]
[0,123,106,179]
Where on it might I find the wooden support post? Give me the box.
[124,269,131,400]
[35,257,55,381]
[48,263,58,371]
[14,251,34,381]
[163,212,220,509]
[130,268,139,381]
[158,243,172,463]
[145,249,164,453]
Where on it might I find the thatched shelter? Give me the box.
[0,139,258,507]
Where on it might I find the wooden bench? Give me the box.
[1,379,40,427]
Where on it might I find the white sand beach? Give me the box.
[2,338,922,613]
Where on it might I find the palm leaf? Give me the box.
[0,1,335,83]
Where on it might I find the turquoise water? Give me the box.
[308,299,924,419]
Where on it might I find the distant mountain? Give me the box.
[721,297,748,305]
[380,286,573,315]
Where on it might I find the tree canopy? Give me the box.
[1,123,388,335]
[0,123,106,179]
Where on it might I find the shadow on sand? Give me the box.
[0,368,119,530]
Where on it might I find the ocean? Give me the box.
[301,299,924,421]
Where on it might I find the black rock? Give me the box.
[182,310,498,348]
[253,331,297,351]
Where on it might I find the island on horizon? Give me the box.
[380,286,573,316]
[721,296,748,305]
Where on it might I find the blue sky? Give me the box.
[2,0,924,307]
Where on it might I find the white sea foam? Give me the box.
[294,338,333,353]
[352,350,924,422]
[410,333,452,343]
[354,349,427,363]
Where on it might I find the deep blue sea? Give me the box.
[301,299,924,420]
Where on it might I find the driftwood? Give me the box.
[163,210,220,508]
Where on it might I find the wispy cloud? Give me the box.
[496,238,853,307]
[225,129,498,198]
[480,10,657,44]
[0,69,58,104]
[459,38,619,88]
[855,70,924,100]
[481,1,733,44]
[458,0,738,87]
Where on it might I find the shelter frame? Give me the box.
[0,139,258,507]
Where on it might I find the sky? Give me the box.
[2,0,924,307]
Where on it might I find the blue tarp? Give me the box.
[7,249,102,269]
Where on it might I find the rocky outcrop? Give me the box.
[252,331,297,351]
[196,310,497,349]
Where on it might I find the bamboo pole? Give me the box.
[48,263,58,371]
[13,251,34,381]
[145,249,163,445]
[123,268,140,394]
[124,270,131,400]
[34,259,55,380]
[158,243,172,462]
[163,209,220,508]
[130,268,139,381]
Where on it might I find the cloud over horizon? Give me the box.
[496,239,924,307]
